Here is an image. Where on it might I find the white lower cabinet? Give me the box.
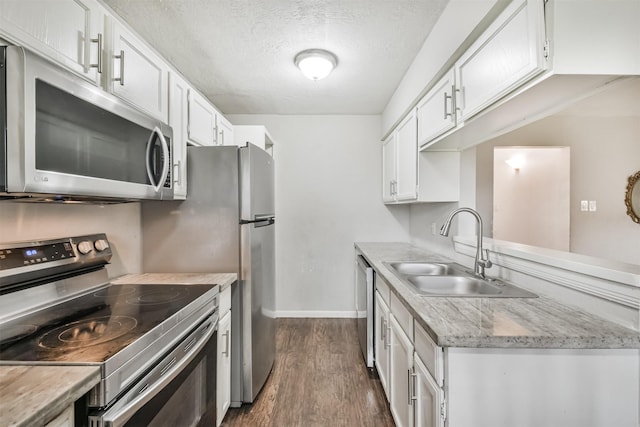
[414,354,445,427]
[374,291,391,396]
[389,315,414,427]
[216,285,232,426]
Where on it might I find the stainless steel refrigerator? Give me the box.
[141,143,276,405]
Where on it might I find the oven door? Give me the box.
[89,315,217,427]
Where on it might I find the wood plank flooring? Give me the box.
[222,318,395,427]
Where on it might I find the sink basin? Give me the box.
[387,262,462,276]
[383,261,537,298]
[407,275,503,296]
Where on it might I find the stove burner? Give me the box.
[94,287,136,298]
[1,324,38,347]
[125,287,188,305]
[38,316,138,349]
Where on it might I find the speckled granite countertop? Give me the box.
[112,272,237,290]
[0,365,100,427]
[356,242,640,349]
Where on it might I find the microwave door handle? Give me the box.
[145,127,170,192]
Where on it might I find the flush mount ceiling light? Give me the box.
[294,49,338,81]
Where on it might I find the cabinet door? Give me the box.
[390,315,415,427]
[0,0,104,85]
[110,20,169,122]
[374,291,391,397]
[416,69,456,147]
[218,115,235,146]
[414,355,445,427]
[382,134,397,203]
[168,72,188,199]
[395,111,418,202]
[217,311,232,427]
[187,89,218,146]
[455,0,545,121]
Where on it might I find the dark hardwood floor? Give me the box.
[222,318,395,427]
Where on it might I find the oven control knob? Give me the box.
[77,241,93,255]
[94,239,110,252]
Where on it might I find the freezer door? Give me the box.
[240,219,276,402]
[239,143,275,220]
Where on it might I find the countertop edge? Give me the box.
[111,272,238,290]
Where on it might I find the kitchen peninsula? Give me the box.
[356,242,640,427]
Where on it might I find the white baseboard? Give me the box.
[275,310,357,319]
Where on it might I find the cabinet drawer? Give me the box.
[375,276,390,305]
[390,292,413,340]
[219,284,231,316]
[414,321,444,387]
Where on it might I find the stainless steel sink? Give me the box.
[387,262,461,276]
[383,261,537,298]
[407,275,503,296]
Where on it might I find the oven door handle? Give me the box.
[99,318,216,427]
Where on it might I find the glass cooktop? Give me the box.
[0,284,215,363]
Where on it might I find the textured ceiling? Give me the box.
[102,0,449,115]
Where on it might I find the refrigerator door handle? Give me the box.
[240,215,275,227]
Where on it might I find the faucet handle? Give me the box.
[481,249,492,269]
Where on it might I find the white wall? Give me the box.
[0,202,142,277]
[227,114,411,317]
[475,115,640,266]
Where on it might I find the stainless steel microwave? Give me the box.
[0,46,174,201]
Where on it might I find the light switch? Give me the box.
[580,200,588,211]
[589,200,597,212]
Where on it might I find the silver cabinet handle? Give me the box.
[220,129,225,145]
[90,33,103,73]
[223,330,230,357]
[408,368,417,405]
[380,316,386,343]
[114,50,125,85]
[173,160,182,186]
[444,91,452,120]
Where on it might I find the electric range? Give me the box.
[0,234,219,426]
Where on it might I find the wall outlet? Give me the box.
[431,222,437,235]
[589,200,597,212]
[580,200,589,211]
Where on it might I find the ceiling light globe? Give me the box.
[294,49,338,81]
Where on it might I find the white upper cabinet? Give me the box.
[187,89,218,146]
[233,126,275,156]
[0,0,105,86]
[217,115,235,147]
[416,69,457,146]
[455,0,546,122]
[382,134,397,203]
[382,111,418,203]
[168,72,189,199]
[394,111,418,202]
[109,18,169,122]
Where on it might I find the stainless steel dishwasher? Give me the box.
[355,254,375,368]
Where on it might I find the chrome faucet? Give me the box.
[440,207,492,279]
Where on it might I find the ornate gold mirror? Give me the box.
[625,170,640,224]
